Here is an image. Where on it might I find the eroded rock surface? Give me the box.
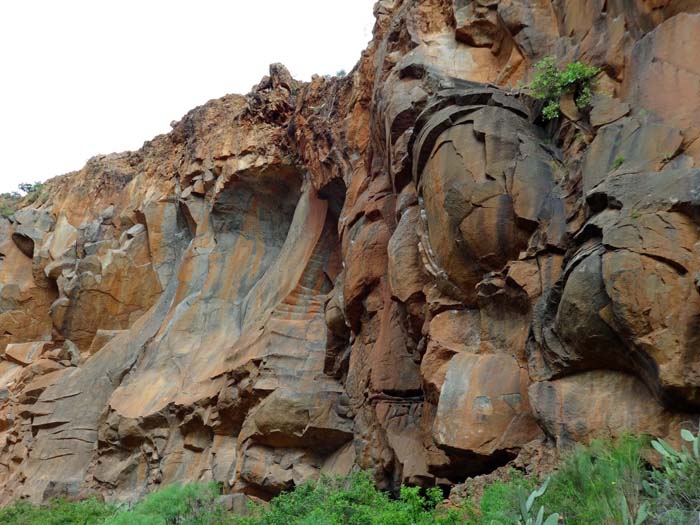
[0,0,699,504]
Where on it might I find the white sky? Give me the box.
[0,0,376,194]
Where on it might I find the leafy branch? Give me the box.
[528,57,600,120]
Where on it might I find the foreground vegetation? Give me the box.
[2,426,700,524]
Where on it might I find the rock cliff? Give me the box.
[0,0,699,504]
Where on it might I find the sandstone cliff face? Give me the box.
[0,0,699,504]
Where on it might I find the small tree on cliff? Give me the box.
[528,57,600,120]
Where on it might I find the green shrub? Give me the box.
[646,424,700,524]
[0,182,47,218]
[471,471,560,525]
[0,497,116,525]
[0,203,15,218]
[0,484,227,525]
[22,182,46,206]
[104,482,228,525]
[515,478,560,525]
[476,470,535,524]
[0,191,21,218]
[13,181,47,208]
[461,437,649,524]
[234,470,464,525]
[538,435,649,525]
[528,57,600,120]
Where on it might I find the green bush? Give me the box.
[528,57,600,120]
[0,191,21,218]
[0,182,47,218]
[22,182,47,206]
[0,484,226,525]
[515,478,560,525]
[0,497,116,525]
[537,435,649,525]
[234,471,465,525]
[477,470,535,524]
[461,436,648,524]
[646,425,700,524]
[104,482,228,525]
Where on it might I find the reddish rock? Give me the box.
[388,206,427,304]
[433,354,542,460]
[624,13,700,134]
[0,0,698,506]
[530,371,696,446]
[421,309,480,402]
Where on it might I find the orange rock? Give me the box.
[4,342,51,366]
[433,353,542,459]
[0,0,699,505]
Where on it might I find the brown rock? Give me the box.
[421,309,480,401]
[4,342,51,366]
[589,94,630,128]
[388,206,427,304]
[624,13,700,133]
[0,0,698,506]
[433,354,542,458]
[454,1,505,49]
[530,371,695,445]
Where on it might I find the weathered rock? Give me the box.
[4,342,51,366]
[412,94,564,303]
[624,13,700,135]
[0,0,698,507]
[530,371,693,446]
[434,354,542,466]
[421,309,480,402]
[387,206,427,304]
[589,94,630,128]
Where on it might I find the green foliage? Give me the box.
[0,203,15,218]
[21,182,47,206]
[234,471,464,525]
[477,470,535,524]
[0,484,226,525]
[0,191,21,218]
[529,56,600,120]
[516,478,560,525]
[0,497,116,525]
[645,424,700,524]
[621,494,649,525]
[467,436,650,524]
[612,155,625,170]
[0,182,47,218]
[104,482,228,525]
[18,182,36,194]
[537,435,649,525]
[542,100,561,121]
[473,473,558,525]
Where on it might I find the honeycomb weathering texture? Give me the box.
[0,0,699,504]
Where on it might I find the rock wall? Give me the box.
[0,0,699,504]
